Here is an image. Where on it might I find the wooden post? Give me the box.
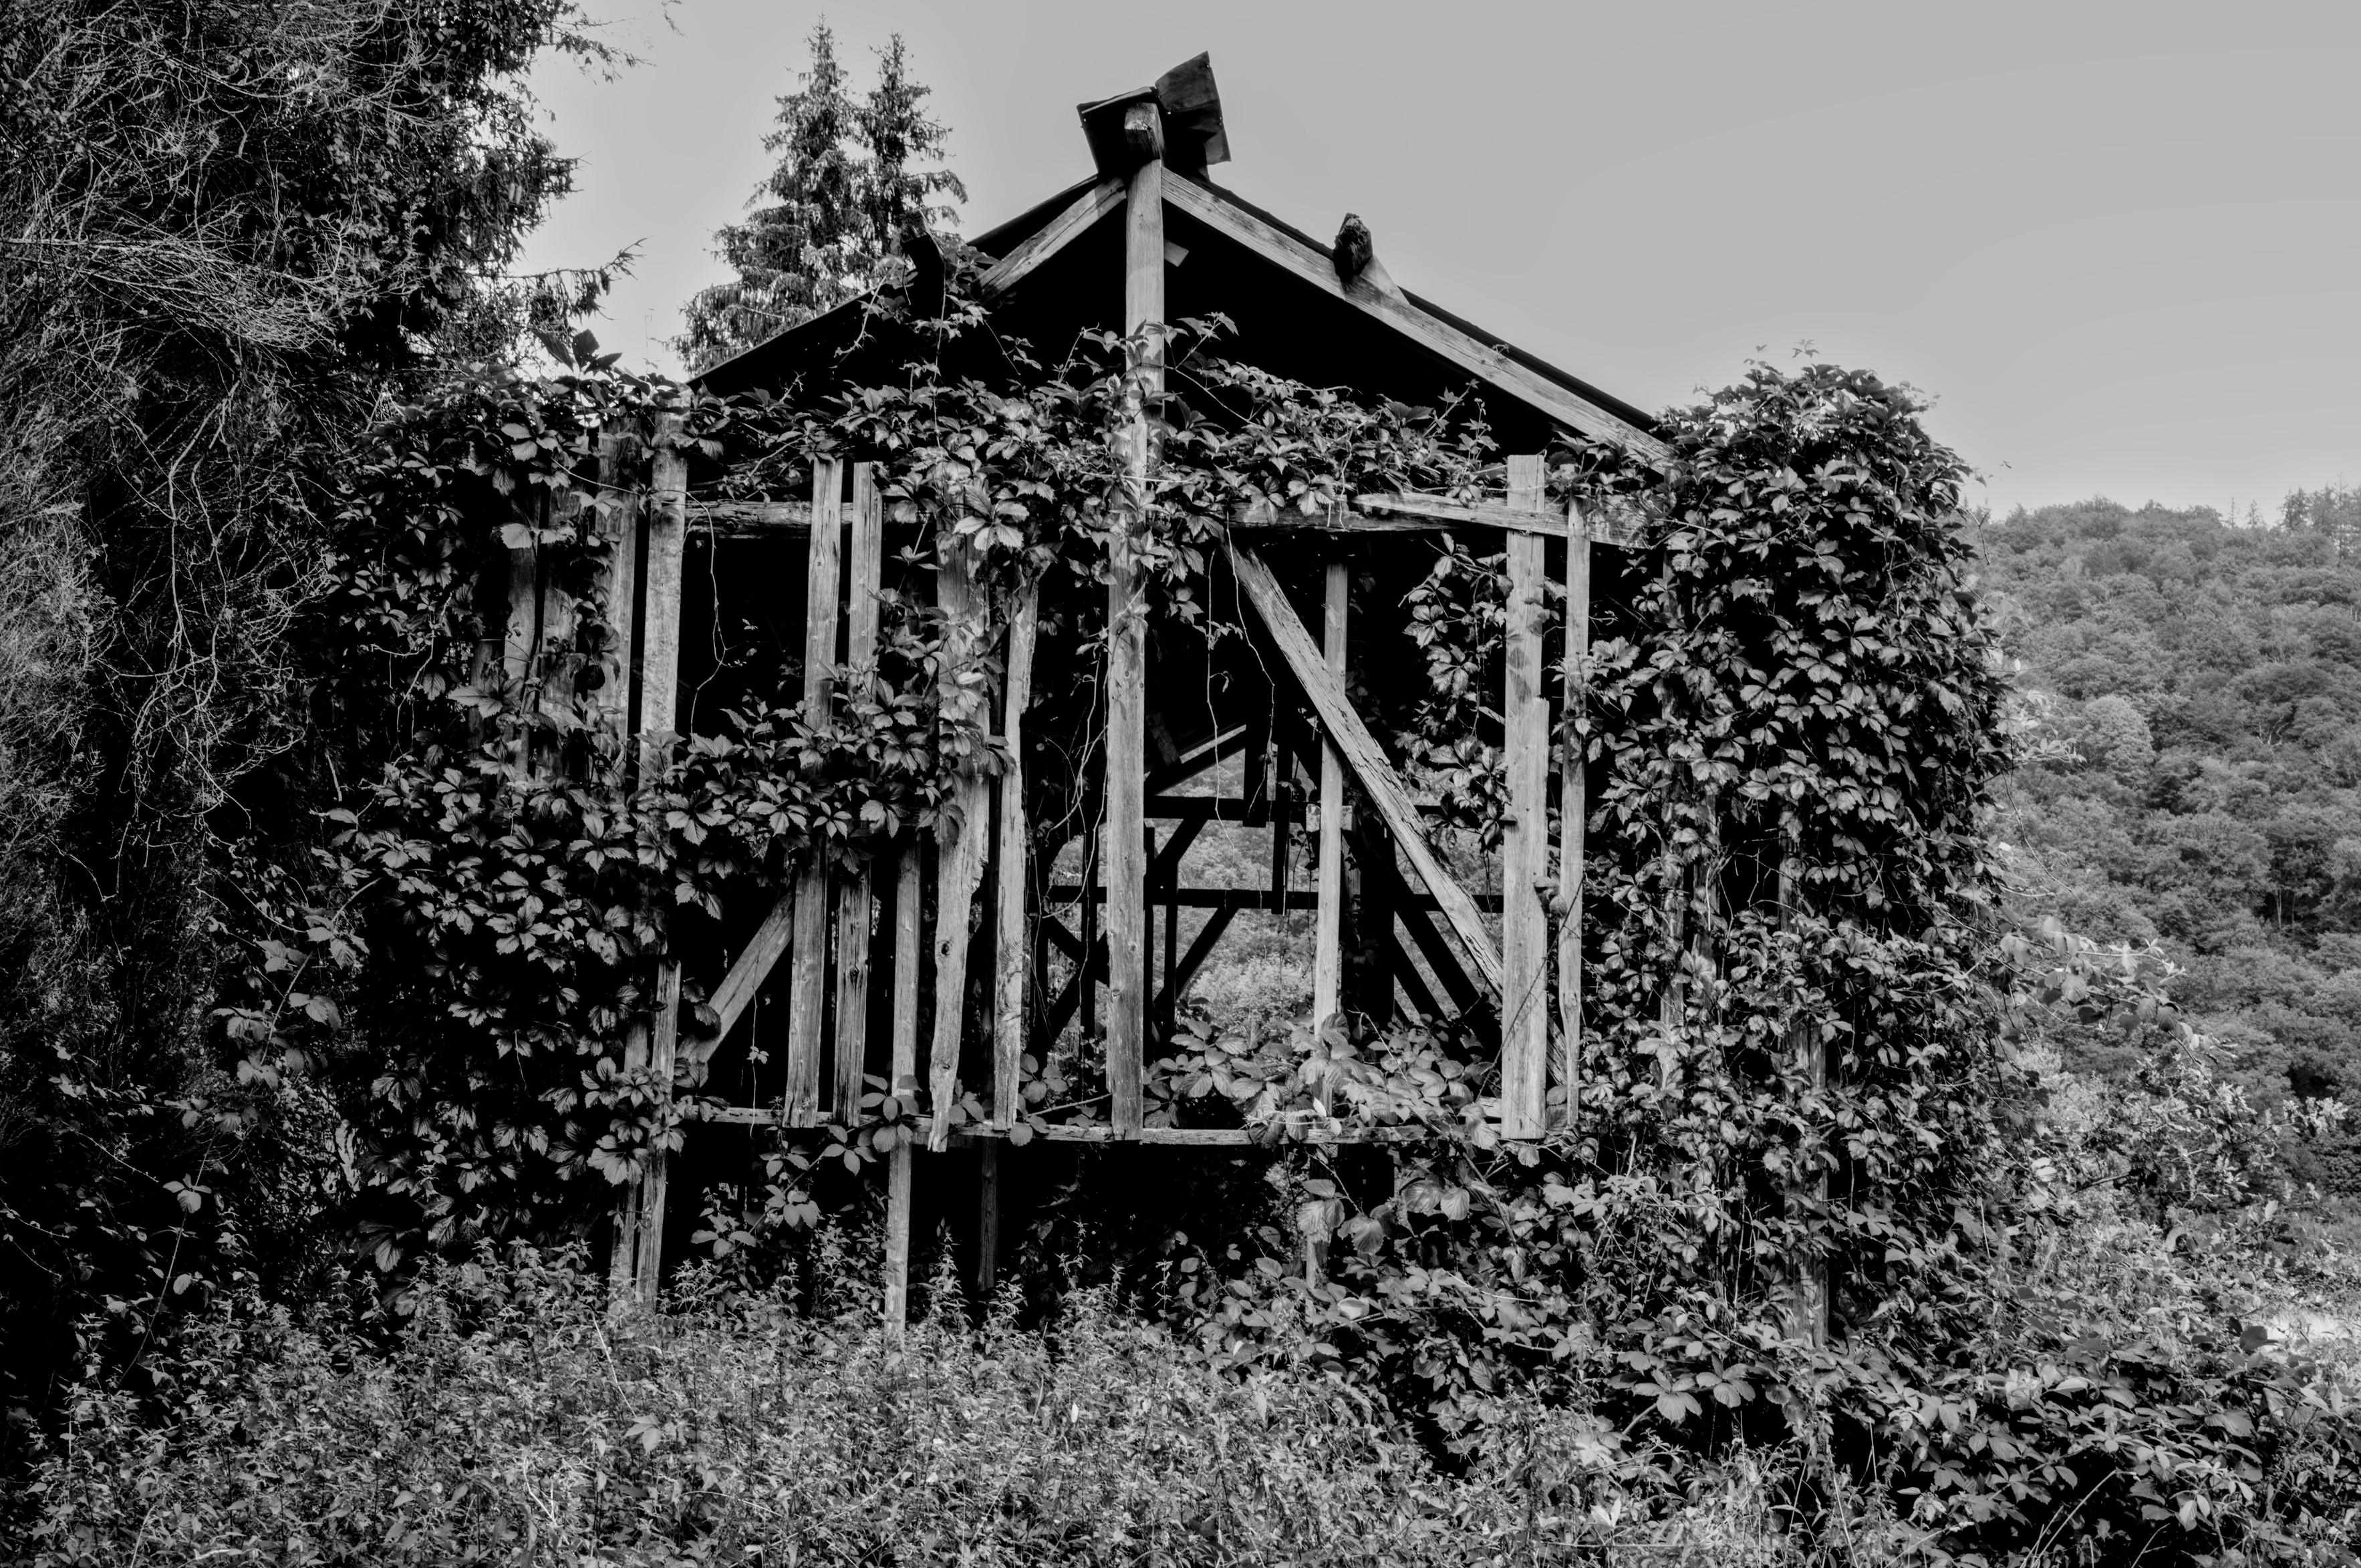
[1500,455,1550,1139]
[883,845,924,1343]
[832,464,885,1119]
[1557,496,1591,1130]
[785,458,844,1124]
[977,1142,1002,1298]
[1312,562,1350,1036]
[928,532,990,1149]
[1105,102,1164,1135]
[501,490,543,778]
[991,581,1039,1126]
[591,425,642,766]
[612,416,688,1307]
[1780,852,1829,1346]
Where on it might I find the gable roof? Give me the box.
[696,88,1665,465]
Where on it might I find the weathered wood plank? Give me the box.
[1161,177,1669,464]
[991,580,1039,1127]
[883,845,924,1344]
[1312,562,1349,1031]
[928,534,990,1150]
[638,418,688,774]
[1103,125,1164,1136]
[831,464,884,1119]
[978,178,1125,299]
[977,1142,1002,1297]
[611,417,688,1308]
[592,426,642,768]
[1353,492,1643,548]
[1500,456,1551,1140]
[1230,544,1504,995]
[783,458,844,1125]
[1558,496,1592,1128]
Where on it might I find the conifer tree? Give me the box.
[682,25,964,369]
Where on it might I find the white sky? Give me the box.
[519,0,2360,519]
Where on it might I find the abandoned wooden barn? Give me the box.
[566,55,1675,1323]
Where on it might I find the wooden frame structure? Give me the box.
[571,55,1681,1327]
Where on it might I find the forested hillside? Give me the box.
[1980,488,2361,1198]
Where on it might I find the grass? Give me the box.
[13,1245,1898,1567]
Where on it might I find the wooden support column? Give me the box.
[612,416,688,1307]
[1557,496,1592,1130]
[992,581,1039,1126]
[1500,454,1551,1140]
[785,458,845,1124]
[1105,100,1164,1135]
[832,464,885,1118]
[883,846,924,1343]
[591,425,643,767]
[1780,853,1830,1347]
[1312,563,1349,1033]
[928,532,990,1150]
[501,490,543,778]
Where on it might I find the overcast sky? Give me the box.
[519,0,2359,520]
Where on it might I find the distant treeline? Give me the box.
[1981,487,2361,1197]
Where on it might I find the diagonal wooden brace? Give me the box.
[1228,544,1503,997]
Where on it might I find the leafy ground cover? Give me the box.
[17,1249,1858,1567]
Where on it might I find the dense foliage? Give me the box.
[0,0,607,1454]
[21,1249,1867,1566]
[1980,492,2361,1203]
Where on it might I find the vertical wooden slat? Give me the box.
[1079,824,1099,1041]
[1557,496,1592,1130]
[1312,562,1350,1032]
[501,490,543,777]
[977,1142,1002,1297]
[613,418,688,1306]
[830,463,883,1119]
[991,581,1040,1126]
[1779,853,1830,1346]
[1105,117,1164,1135]
[1500,454,1550,1140]
[883,845,924,1342]
[592,425,642,770]
[783,459,845,1124]
[928,533,990,1149]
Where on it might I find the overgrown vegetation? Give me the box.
[6,15,2358,1565]
[0,0,615,1457]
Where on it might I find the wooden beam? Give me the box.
[591,426,642,768]
[832,464,885,1119]
[1558,496,1592,1130]
[1312,563,1349,1030]
[638,418,688,770]
[611,418,688,1309]
[1354,492,1643,548]
[991,581,1039,1127]
[698,1105,1441,1146]
[883,844,923,1343]
[1779,854,1829,1348]
[928,534,991,1150]
[978,178,1125,299]
[1230,544,1504,995]
[1104,113,1164,1136]
[1161,177,1669,464]
[690,895,795,1071]
[784,459,844,1124]
[1499,455,1551,1140]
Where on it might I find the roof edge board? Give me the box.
[1164,176,1668,464]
